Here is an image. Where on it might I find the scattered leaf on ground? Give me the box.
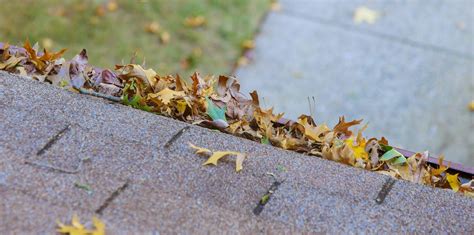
[160,31,170,44]
[353,6,380,24]
[241,40,255,50]
[184,16,206,27]
[145,21,160,34]
[270,0,281,11]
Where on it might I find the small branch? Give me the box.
[78,88,121,103]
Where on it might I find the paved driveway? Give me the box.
[236,0,474,166]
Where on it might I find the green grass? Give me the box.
[0,0,270,76]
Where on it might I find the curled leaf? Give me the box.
[189,143,245,172]
[333,116,362,136]
[446,173,460,192]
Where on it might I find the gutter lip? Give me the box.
[276,117,474,179]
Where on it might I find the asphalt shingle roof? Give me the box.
[0,71,473,234]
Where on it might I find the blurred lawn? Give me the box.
[0,0,270,76]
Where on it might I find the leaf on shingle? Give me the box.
[57,215,105,235]
[189,143,246,172]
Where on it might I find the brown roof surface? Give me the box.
[1,71,473,234]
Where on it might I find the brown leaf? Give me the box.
[297,115,330,142]
[184,16,206,27]
[365,138,381,167]
[333,116,362,136]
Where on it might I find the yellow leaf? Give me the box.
[447,173,460,192]
[241,40,255,50]
[148,88,185,105]
[107,0,118,12]
[176,99,187,115]
[297,116,330,141]
[91,217,105,235]
[184,16,206,27]
[145,21,160,34]
[344,137,368,161]
[469,100,474,112]
[270,0,281,11]
[117,64,157,90]
[431,156,449,176]
[235,154,246,172]
[0,55,24,70]
[237,56,249,66]
[160,31,171,44]
[203,151,240,166]
[41,38,54,50]
[353,6,380,24]
[189,143,212,154]
[57,215,105,235]
[189,143,245,172]
[71,215,84,230]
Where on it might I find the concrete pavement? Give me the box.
[235,0,474,166]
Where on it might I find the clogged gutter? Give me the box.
[0,41,472,197]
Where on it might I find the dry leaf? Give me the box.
[353,6,380,24]
[333,116,362,136]
[42,38,54,50]
[297,116,329,142]
[431,156,449,176]
[107,0,118,12]
[270,0,281,11]
[2,40,470,197]
[237,56,249,66]
[184,16,206,27]
[204,151,240,165]
[446,173,460,192]
[57,215,105,235]
[145,21,160,34]
[148,88,185,105]
[189,143,246,172]
[241,40,255,50]
[189,143,212,154]
[160,31,170,44]
[345,137,368,161]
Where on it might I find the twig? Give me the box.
[78,88,121,103]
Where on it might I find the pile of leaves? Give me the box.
[0,41,472,197]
